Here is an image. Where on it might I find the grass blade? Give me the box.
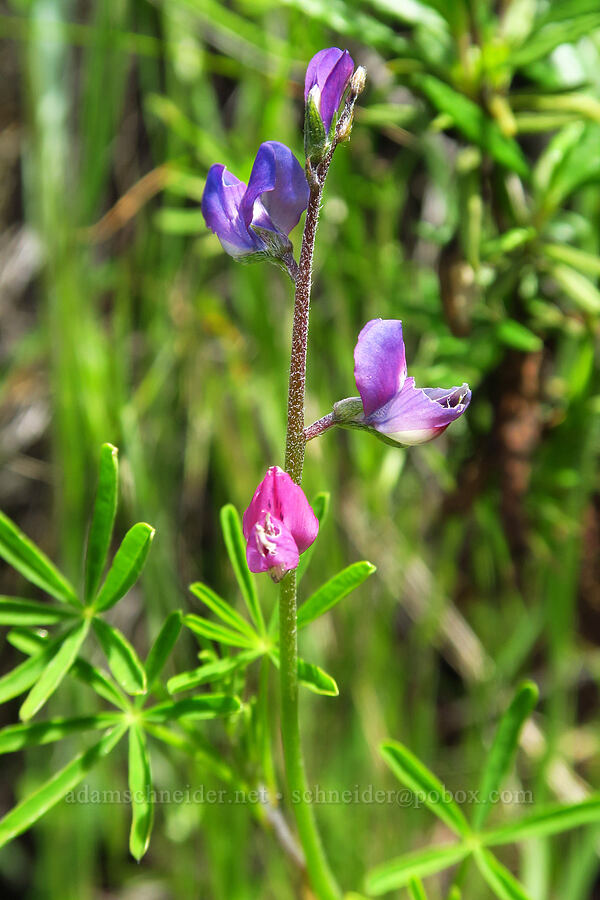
[0,511,78,605]
[19,620,89,720]
[473,681,538,831]
[0,724,127,850]
[128,724,153,860]
[297,561,376,629]
[380,740,471,837]
[220,504,264,634]
[85,443,119,602]
[93,618,147,694]
[94,522,155,612]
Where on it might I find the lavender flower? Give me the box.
[201,141,309,269]
[334,319,471,445]
[242,466,319,582]
[304,48,354,134]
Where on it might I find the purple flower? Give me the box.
[342,319,471,445]
[305,48,354,134]
[242,467,319,581]
[201,141,309,263]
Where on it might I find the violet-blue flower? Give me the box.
[304,48,354,134]
[335,319,471,445]
[243,466,319,582]
[201,141,309,266]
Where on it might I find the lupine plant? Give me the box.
[2,39,600,900]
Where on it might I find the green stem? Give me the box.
[279,571,340,900]
[279,171,341,900]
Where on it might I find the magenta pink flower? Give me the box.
[242,467,319,581]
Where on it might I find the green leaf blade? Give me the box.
[167,650,261,693]
[93,618,147,695]
[0,511,78,605]
[128,724,153,861]
[297,561,376,630]
[416,75,529,177]
[0,597,78,626]
[183,612,257,649]
[0,725,127,850]
[144,694,242,723]
[380,740,471,837]
[482,796,600,846]
[189,582,257,640]
[220,504,264,634]
[19,621,90,721]
[0,635,64,705]
[93,522,155,612]
[365,843,470,895]
[144,610,182,687]
[85,443,119,603]
[474,848,532,900]
[296,491,330,584]
[473,681,538,831]
[0,713,122,754]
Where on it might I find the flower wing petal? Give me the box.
[354,319,408,418]
[201,164,258,257]
[370,378,471,445]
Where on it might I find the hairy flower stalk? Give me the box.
[278,54,365,900]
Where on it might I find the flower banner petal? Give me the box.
[354,319,408,418]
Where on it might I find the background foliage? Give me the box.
[1,0,600,898]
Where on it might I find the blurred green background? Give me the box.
[1,0,600,897]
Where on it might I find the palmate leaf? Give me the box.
[19,621,90,721]
[414,75,529,178]
[0,724,127,850]
[93,618,147,695]
[0,713,123,754]
[474,848,532,900]
[143,694,242,723]
[380,741,471,837]
[85,443,119,603]
[297,561,376,629]
[473,681,538,831]
[167,650,262,694]
[365,843,470,895]
[144,610,182,687]
[128,724,153,861]
[220,505,264,634]
[0,597,78,626]
[0,511,78,605]
[481,796,600,846]
[93,522,155,612]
